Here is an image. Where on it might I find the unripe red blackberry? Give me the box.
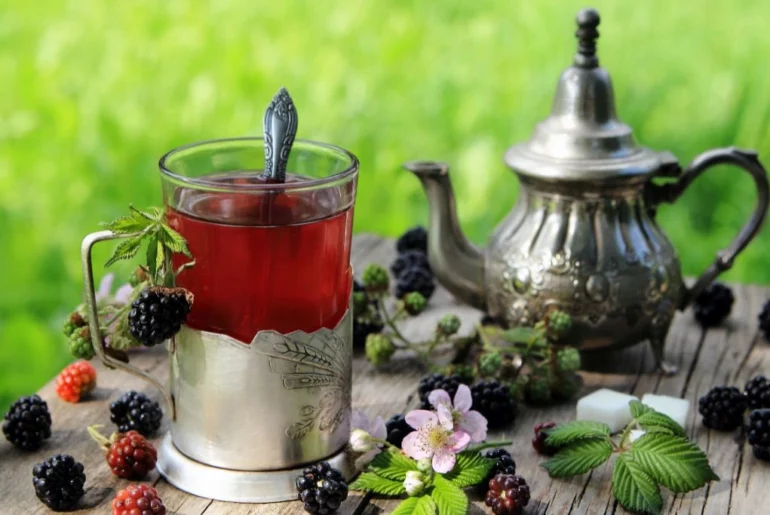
[485,474,530,515]
[89,426,157,480]
[112,483,166,515]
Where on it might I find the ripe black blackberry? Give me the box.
[390,250,431,278]
[385,414,413,448]
[692,283,734,328]
[396,226,428,254]
[485,474,530,515]
[759,299,770,340]
[394,266,435,301]
[128,287,192,346]
[32,454,86,511]
[471,380,518,428]
[110,391,163,436]
[295,461,348,514]
[747,409,770,461]
[698,386,747,431]
[483,448,516,481]
[418,373,467,409]
[745,376,770,410]
[2,394,52,451]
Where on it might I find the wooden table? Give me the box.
[2,234,769,514]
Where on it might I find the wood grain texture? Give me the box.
[1,234,768,514]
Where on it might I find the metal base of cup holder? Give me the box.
[156,433,355,503]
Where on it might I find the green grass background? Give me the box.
[1,0,769,412]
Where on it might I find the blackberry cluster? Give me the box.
[532,422,559,456]
[112,483,166,515]
[698,386,747,431]
[2,394,52,451]
[471,380,518,428]
[759,299,770,340]
[485,474,530,515]
[32,454,86,511]
[483,448,516,480]
[748,409,770,461]
[392,226,436,301]
[745,376,770,410]
[106,430,158,480]
[295,461,349,514]
[352,280,384,349]
[385,414,413,448]
[418,373,467,409]
[693,283,734,328]
[128,287,192,346]
[110,391,163,436]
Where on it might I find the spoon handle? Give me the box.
[263,87,298,182]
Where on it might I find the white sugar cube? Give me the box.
[576,389,639,433]
[641,394,690,429]
[629,429,646,443]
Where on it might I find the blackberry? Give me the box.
[698,386,747,431]
[471,380,518,428]
[532,422,559,456]
[385,414,413,448]
[32,454,86,511]
[62,311,87,337]
[2,394,52,451]
[485,474,530,515]
[403,292,427,315]
[69,326,96,360]
[295,461,348,514]
[390,250,431,278]
[418,373,467,409]
[693,283,734,328]
[745,376,770,410]
[394,266,435,301]
[483,448,516,481]
[759,299,770,340]
[352,280,384,349]
[747,409,770,451]
[112,483,166,515]
[89,426,158,480]
[437,314,461,336]
[396,226,428,254]
[128,287,192,346]
[110,391,163,436]
[353,317,384,349]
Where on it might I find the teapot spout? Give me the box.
[403,161,486,311]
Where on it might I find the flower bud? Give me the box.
[403,470,425,496]
[416,457,433,472]
[349,429,375,453]
[362,264,389,294]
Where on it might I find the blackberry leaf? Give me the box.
[349,472,406,496]
[443,451,495,487]
[414,495,437,515]
[105,235,144,267]
[391,498,419,515]
[545,420,612,447]
[161,225,192,257]
[542,439,613,478]
[629,400,654,418]
[368,448,419,481]
[101,215,151,234]
[612,454,663,515]
[631,433,719,493]
[430,475,467,515]
[636,412,686,438]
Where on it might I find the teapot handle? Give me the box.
[81,230,175,418]
[650,147,770,309]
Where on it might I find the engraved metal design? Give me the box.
[263,87,298,182]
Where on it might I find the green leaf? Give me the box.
[629,400,654,418]
[501,327,540,344]
[542,438,613,478]
[391,498,419,515]
[430,475,467,515]
[613,454,663,515]
[146,233,159,281]
[443,451,495,487]
[129,205,160,222]
[101,215,151,234]
[414,495,437,515]
[636,412,687,438]
[631,433,719,493]
[368,448,419,481]
[160,224,192,257]
[105,235,144,267]
[545,420,612,447]
[349,472,406,496]
[155,240,166,275]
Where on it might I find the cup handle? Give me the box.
[81,230,175,418]
[649,147,770,309]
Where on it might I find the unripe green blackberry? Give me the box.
[353,290,370,315]
[545,310,572,339]
[63,311,87,338]
[525,368,553,404]
[479,352,503,377]
[69,326,96,361]
[362,264,389,294]
[365,334,395,366]
[555,347,581,373]
[437,314,461,336]
[552,371,583,400]
[129,267,149,287]
[403,292,427,315]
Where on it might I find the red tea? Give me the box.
[167,172,354,342]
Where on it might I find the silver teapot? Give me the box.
[406,8,770,373]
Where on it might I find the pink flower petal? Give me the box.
[432,450,457,473]
[402,431,432,460]
[428,389,452,409]
[449,431,471,453]
[96,273,115,301]
[453,384,472,413]
[437,404,454,431]
[114,284,134,305]
[371,416,387,440]
[405,410,438,430]
[351,410,370,431]
[459,410,488,443]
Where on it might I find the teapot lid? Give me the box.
[504,8,667,181]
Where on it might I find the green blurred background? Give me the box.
[1,0,769,412]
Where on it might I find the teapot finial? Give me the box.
[574,8,600,69]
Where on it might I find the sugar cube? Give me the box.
[640,393,690,429]
[576,388,639,433]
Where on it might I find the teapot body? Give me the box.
[485,176,683,351]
